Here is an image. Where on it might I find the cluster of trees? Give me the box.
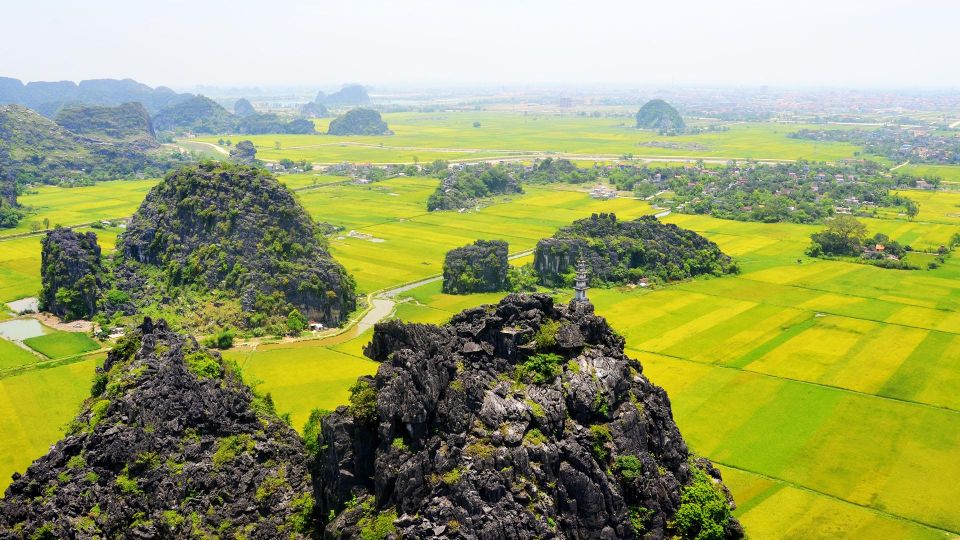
[427,163,523,211]
[426,159,597,211]
[534,213,739,286]
[791,128,960,165]
[612,160,924,224]
[806,215,924,270]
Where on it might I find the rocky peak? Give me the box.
[316,293,743,539]
[39,227,105,321]
[0,318,314,538]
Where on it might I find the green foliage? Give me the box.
[614,455,644,479]
[441,467,463,485]
[288,492,314,534]
[673,465,732,540]
[589,424,612,462]
[808,215,868,257]
[535,213,737,287]
[286,309,308,336]
[507,264,539,292]
[88,399,111,430]
[153,96,233,134]
[523,428,548,447]
[391,437,410,452]
[184,350,223,380]
[255,466,288,502]
[534,319,561,349]
[357,508,398,540]
[516,353,564,384]
[163,510,185,528]
[349,379,378,424]
[525,398,546,419]
[91,372,108,396]
[67,454,86,469]
[115,468,141,494]
[302,408,330,457]
[201,328,235,350]
[427,163,523,211]
[629,506,654,535]
[212,434,254,468]
[464,440,494,458]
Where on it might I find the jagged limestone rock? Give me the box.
[442,240,510,294]
[0,318,314,538]
[315,293,744,539]
[39,227,105,320]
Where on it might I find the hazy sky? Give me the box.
[1,0,956,90]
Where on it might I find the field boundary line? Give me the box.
[711,460,960,537]
[676,278,960,337]
[634,348,960,415]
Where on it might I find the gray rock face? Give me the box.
[39,227,105,320]
[315,293,743,539]
[442,240,510,294]
[0,318,315,539]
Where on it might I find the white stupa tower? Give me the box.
[573,255,590,303]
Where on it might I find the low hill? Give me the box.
[238,114,315,135]
[327,108,390,136]
[0,160,22,227]
[322,84,370,106]
[115,162,356,329]
[54,102,158,149]
[300,101,329,118]
[233,97,256,117]
[0,318,314,538]
[426,163,522,211]
[315,294,744,538]
[0,104,182,186]
[152,96,234,134]
[442,239,509,294]
[534,213,738,286]
[636,99,685,133]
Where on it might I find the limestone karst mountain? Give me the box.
[114,162,357,328]
[315,293,744,539]
[0,318,315,538]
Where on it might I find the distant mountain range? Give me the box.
[0,78,192,117]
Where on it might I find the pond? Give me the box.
[5,297,38,314]
[0,319,48,341]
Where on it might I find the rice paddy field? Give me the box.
[193,112,863,164]
[1,115,959,538]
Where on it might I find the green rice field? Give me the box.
[23,331,100,359]
[193,113,863,164]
